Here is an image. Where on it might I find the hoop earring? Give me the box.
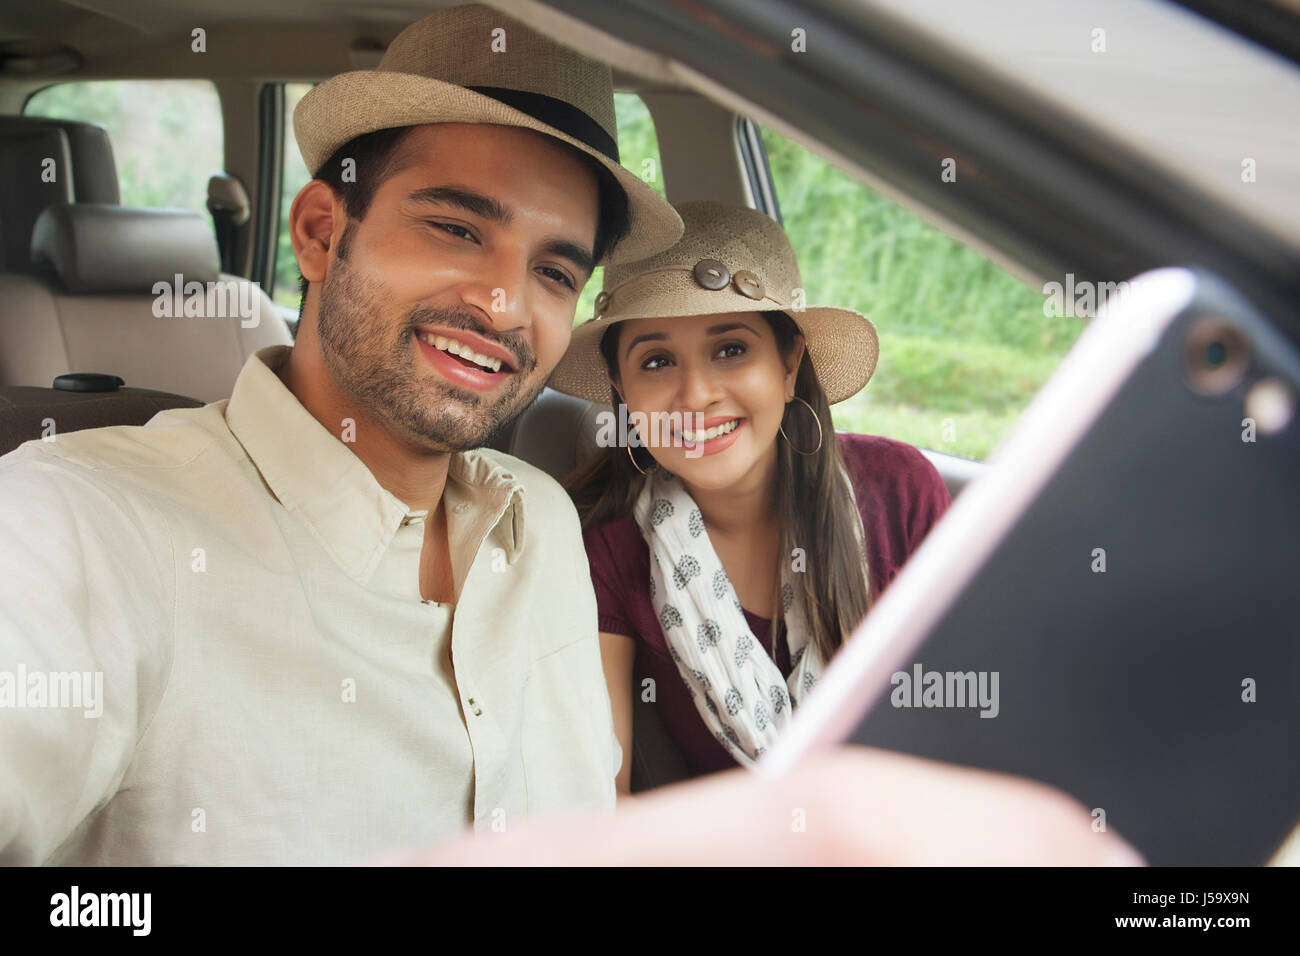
[613,382,659,477]
[778,395,824,456]
[625,427,659,476]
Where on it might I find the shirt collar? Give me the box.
[225,346,527,583]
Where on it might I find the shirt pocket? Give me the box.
[520,635,615,815]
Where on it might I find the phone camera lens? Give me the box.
[1184,318,1248,395]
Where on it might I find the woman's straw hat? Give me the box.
[293,4,683,264]
[550,200,879,403]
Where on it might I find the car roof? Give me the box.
[0,0,682,94]
[863,0,1300,255]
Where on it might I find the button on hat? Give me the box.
[732,269,764,300]
[692,258,730,290]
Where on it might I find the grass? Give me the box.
[832,401,1022,462]
[865,333,1062,414]
[763,130,1086,458]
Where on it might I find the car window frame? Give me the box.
[251,83,284,298]
[549,0,1300,346]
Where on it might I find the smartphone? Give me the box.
[759,267,1300,866]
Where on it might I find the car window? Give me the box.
[24,80,224,229]
[573,93,665,323]
[272,82,314,311]
[760,127,1086,461]
[271,88,662,321]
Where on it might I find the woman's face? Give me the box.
[612,312,804,493]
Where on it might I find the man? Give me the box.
[0,4,681,865]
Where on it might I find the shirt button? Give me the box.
[467,697,483,716]
[402,513,426,526]
[453,502,470,514]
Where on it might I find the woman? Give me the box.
[551,201,951,793]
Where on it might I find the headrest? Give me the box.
[31,204,221,295]
[0,117,119,204]
[0,128,73,273]
[207,173,250,225]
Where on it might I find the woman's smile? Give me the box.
[678,417,746,456]
[672,415,747,455]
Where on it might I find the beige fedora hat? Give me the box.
[550,200,880,404]
[293,4,682,264]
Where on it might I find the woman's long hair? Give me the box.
[564,310,872,663]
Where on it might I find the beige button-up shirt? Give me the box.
[0,345,618,865]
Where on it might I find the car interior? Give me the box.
[0,0,987,490]
[0,0,1296,797]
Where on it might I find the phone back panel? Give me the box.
[849,274,1300,865]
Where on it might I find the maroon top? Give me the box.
[583,431,953,777]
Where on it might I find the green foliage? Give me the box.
[864,333,1061,414]
[759,128,1086,458]
[831,401,1020,462]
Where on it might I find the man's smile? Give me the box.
[414,330,517,393]
[414,325,518,373]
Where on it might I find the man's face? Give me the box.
[314,123,599,451]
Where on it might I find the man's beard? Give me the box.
[315,246,543,452]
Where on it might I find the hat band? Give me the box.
[597,265,786,319]
[467,86,619,163]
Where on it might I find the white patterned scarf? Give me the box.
[632,466,867,766]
